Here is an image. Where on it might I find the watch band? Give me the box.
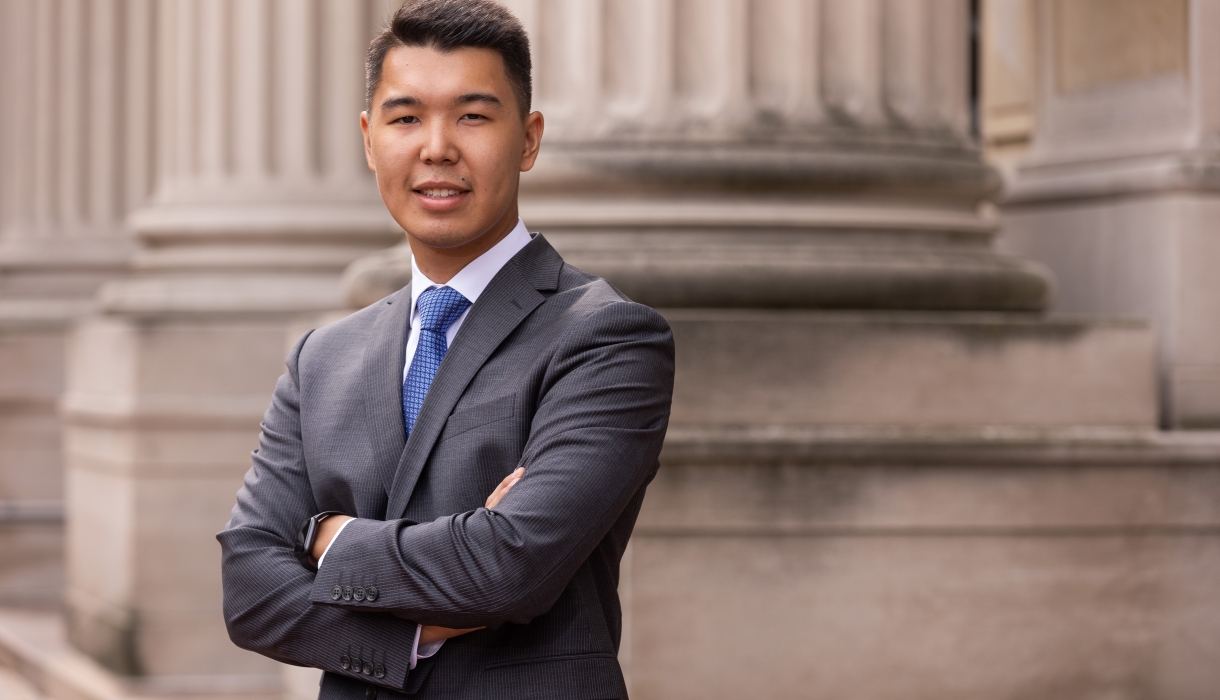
[295,510,344,570]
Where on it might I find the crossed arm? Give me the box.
[308,467,526,645]
[218,301,674,689]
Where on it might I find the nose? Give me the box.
[419,118,459,165]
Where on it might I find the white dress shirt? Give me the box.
[318,219,533,668]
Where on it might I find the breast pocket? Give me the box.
[439,393,517,442]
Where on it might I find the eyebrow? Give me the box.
[380,95,420,111]
[379,93,502,112]
[454,92,501,107]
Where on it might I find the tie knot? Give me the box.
[416,286,471,333]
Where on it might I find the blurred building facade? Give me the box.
[993,0,1220,433]
[0,1,1217,700]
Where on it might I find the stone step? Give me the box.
[0,608,126,700]
[0,666,46,700]
[0,608,277,700]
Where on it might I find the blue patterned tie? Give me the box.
[403,286,471,436]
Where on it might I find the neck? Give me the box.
[408,206,518,284]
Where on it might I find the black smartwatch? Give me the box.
[295,511,345,571]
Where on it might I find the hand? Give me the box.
[485,466,524,509]
[411,467,524,645]
[419,623,483,645]
[308,514,354,566]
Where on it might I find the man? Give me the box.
[217,1,674,698]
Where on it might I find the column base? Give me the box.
[526,192,1052,311]
[0,239,131,301]
[549,227,1051,310]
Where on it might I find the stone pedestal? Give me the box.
[613,306,1190,699]
[666,311,1156,429]
[0,0,150,609]
[58,0,401,694]
[999,0,1220,428]
[635,425,1220,700]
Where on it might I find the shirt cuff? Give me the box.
[418,639,444,660]
[315,517,354,568]
[409,626,444,670]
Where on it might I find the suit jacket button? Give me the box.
[365,586,378,601]
[339,655,350,670]
[342,586,353,601]
[362,661,373,676]
[331,585,342,601]
[353,587,366,601]
[374,663,385,679]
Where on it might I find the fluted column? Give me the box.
[0,0,151,609]
[0,0,147,295]
[522,0,972,141]
[484,0,1050,312]
[60,0,401,689]
[107,0,401,315]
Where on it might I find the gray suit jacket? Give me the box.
[218,235,674,700]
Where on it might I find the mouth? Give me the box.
[412,182,471,211]
[416,188,464,199]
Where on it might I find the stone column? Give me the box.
[999,0,1220,427]
[497,0,1051,312]
[59,0,401,692]
[0,0,149,609]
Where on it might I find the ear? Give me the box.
[519,111,544,172]
[360,111,376,172]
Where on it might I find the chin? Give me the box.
[407,220,488,250]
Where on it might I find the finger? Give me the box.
[497,468,521,492]
[487,478,520,509]
[502,469,523,492]
[485,467,525,509]
[484,473,514,508]
[419,625,486,644]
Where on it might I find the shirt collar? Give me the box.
[409,218,533,312]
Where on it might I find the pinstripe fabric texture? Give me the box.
[403,286,470,435]
[218,235,674,700]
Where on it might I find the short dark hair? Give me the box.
[366,0,532,116]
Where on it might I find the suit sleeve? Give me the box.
[307,301,675,628]
[216,332,420,691]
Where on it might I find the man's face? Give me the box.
[361,45,543,251]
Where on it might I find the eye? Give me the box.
[393,115,419,124]
[459,113,486,122]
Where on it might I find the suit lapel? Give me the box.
[361,287,411,496]
[385,235,563,520]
